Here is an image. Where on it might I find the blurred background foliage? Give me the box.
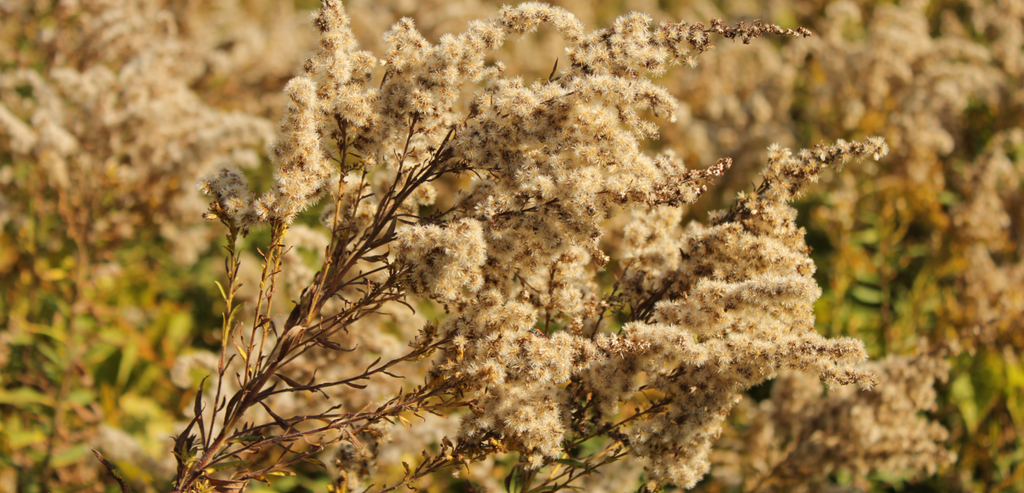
[1,0,1022,491]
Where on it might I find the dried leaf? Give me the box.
[92,449,132,493]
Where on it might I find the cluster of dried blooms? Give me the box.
[179,2,917,492]
[0,0,300,264]
[653,0,1023,487]
[710,351,955,492]
[6,0,1016,492]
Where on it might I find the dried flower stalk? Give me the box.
[182,2,890,492]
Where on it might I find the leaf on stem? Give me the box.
[195,376,209,449]
[92,449,132,493]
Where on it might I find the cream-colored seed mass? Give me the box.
[194,1,894,487]
[1,0,975,490]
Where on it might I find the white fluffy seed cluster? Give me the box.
[253,77,336,223]
[247,0,885,486]
[1,60,270,263]
[950,130,1024,348]
[397,219,487,301]
[373,5,765,469]
[573,140,886,487]
[196,166,256,227]
[737,354,956,492]
[0,0,297,263]
[229,0,782,227]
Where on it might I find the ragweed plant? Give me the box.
[172,2,900,492]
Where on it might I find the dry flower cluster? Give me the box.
[713,350,956,492]
[179,1,895,491]
[2,0,1022,492]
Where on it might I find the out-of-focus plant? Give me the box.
[0,1,306,491]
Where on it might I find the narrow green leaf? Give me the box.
[116,340,139,389]
[52,444,89,468]
[850,285,883,305]
[214,280,228,301]
[1004,350,1024,427]
[950,373,979,434]
[553,458,589,469]
[204,459,255,474]
[66,388,95,406]
[0,388,53,407]
[302,457,329,470]
[227,303,245,327]
[229,435,264,444]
